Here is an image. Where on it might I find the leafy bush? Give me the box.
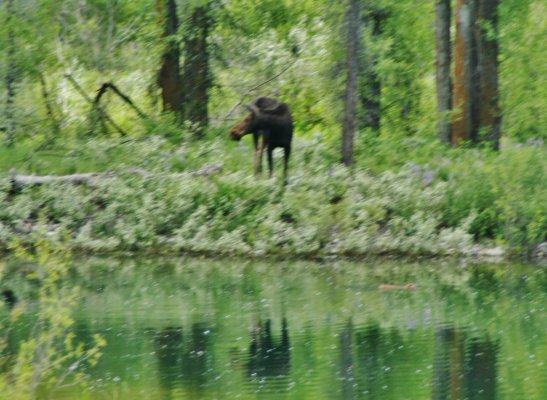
[0,240,105,399]
[0,136,544,258]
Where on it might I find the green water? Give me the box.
[2,257,546,399]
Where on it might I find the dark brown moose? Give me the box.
[230,97,293,179]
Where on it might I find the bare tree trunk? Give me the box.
[359,8,385,134]
[39,72,61,141]
[453,0,479,145]
[181,4,213,139]
[452,0,478,146]
[342,0,361,166]
[4,0,17,146]
[476,0,501,149]
[435,0,452,145]
[156,0,182,115]
[452,0,501,149]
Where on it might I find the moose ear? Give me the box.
[245,104,260,115]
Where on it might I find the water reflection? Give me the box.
[154,326,183,395]
[339,320,355,400]
[246,318,291,393]
[432,327,465,400]
[354,323,386,400]
[152,323,212,399]
[464,337,498,400]
[2,257,544,400]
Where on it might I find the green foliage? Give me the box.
[0,0,545,259]
[444,146,547,253]
[1,132,545,258]
[0,0,544,145]
[500,0,547,141]
[0,239,105,399]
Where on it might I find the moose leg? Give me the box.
[283,145,291,182]
[267,146,274,178]
[253,133,264,176]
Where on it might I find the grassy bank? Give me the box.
[1,136,545,260]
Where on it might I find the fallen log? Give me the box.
[8,164,223,190]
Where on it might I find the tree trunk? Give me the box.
[181,4,213,139]
[157,0,182,115]
[39,72,61,140]
[358,9,384,134]
[452,0,479,146]
[4,0,17,146]
[476,0,501,149]
[452,0,500,148]
[435,0,452,145]
[342,0,361,166]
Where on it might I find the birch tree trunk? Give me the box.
[435,0,452,145]
[341,0,361,166]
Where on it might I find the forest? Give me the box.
[0,1,546,399]
[0,0,545,259]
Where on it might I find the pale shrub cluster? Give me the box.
[0,166,474,257]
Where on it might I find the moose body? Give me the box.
[230,97,293,179]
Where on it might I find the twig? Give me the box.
[39,72,61,139]
[223,58,299,120]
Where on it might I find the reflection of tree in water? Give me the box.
[432,327,465,400]
[181,323,210,391]
[349,322,499,400]
[354,323,382,399]
[353,323,404,400]
[154,326,183,394]
[339,320,355,400]
[152,323,212,400]
[432,328,498,400]
[247,318,291,378]
[464,337,498,400]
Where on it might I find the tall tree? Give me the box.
[181,2,214,139]
[341,0,361,166]
[435,0,452,145]
[453,0,478,146]
[3,0,17,146]
[476,0,501,149]
[157,0,182,115]
[452,0,501,148]
[358,8,385,134]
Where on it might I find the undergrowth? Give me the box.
[0,135,545,258]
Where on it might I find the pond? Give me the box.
[1,256,546,399]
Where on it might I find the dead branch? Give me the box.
[95,82,149,120]
[65,74,128,137]
[8,164,223,191]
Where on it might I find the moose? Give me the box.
[230,97,293,179]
